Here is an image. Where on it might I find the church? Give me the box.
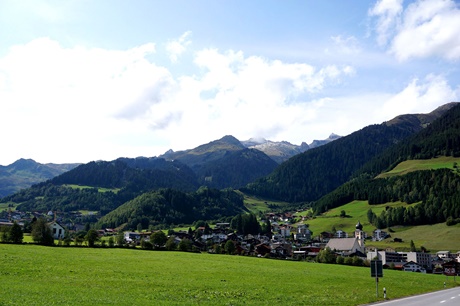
[325,221,366,256]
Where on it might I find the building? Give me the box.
[372,229,388,241]
[325,221,366,255]
[367,250,432,271]
[334,230,348,238]
[403,261,426,273]
[48,221,65,240]
[295,224,312,241]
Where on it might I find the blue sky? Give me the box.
[0,0,459,165]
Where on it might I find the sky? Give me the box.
[0,0,459,165]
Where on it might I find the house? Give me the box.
[295,224,312,241]
[255,243,271,257]
[48,221,65,240]
[372,229,388,241]
[403,261,426,273]
[334,230,348,238]
[437,251,451,259]
[124,231,140,243]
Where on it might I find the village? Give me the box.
[1,207,459,276]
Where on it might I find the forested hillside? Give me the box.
[194,148,277,189]
[314,103,460,228]
[241,104,456,203]
[96,187,245,229]
[355,102,460,177]
[1,158,199,215]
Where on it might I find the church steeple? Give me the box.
[354,221,365,252]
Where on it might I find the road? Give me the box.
[372,287,460,306]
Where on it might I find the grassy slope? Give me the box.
[303,157,460,252]
[239,191,289,214]
[377,156,460,178]
[305,200,409,235]
[366,223,460,252]
[0,244,456,306]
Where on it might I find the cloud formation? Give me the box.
[0,32,457,164]
[370,0,460,61]
[166,31,192,63]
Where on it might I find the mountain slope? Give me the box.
[313,103,460,227]
[0,159,80,197]
[242,103,458,203]
[195,148,278,189]
[160,135,277,188]
[161,135,246,170]
[2,158,200,214]
[96,187,246,230]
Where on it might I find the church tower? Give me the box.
[355,221,365,252]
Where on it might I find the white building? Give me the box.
[334,230,348,238]
[372,229,388,241]
[48,221,65,240]
[403,261,426,273]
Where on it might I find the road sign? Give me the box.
[371,260,383,278]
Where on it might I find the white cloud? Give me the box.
[0,36,456,165]
[331,35,361,54]
[370,0,460,61]
[390,0,460,61]
[369,0,403,46]
[149,48,358,151]
[0,37,166,164]
[165,31,192,63]
[380,74,459,118]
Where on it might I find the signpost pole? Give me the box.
[375,259,378,298]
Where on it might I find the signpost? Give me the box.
[371,260,383,298]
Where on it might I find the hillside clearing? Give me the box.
[304,200,411,235]
[377,156,460,178]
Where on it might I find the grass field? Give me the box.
[63,184,120,193]
[239,191,289,214]
[0,202,17,212]
[305,200,409,235]
[0,244,456,306]
[377,156,460,178]
[366,223,460,252]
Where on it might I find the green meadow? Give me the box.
[240,191,289,214]
[63,184,120,193]
[305,200,409,234]
[366,222,460,252]
[0,244,456,306]
[377,156,460,178]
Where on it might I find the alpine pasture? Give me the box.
[0,244,455,305]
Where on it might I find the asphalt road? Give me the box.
[372,287,460,306]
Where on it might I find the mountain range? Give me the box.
[1,101,460,232]
[0,133,340,198]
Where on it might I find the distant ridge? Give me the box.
[0,159,80,197]
[242,134,341,164]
